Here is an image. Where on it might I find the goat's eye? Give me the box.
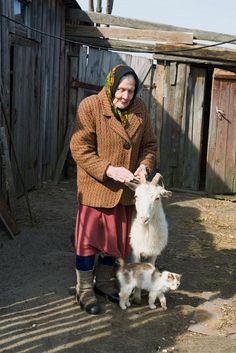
[155,196,160,201]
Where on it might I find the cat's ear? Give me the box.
[176,274,182,281]
[167,273,174,281]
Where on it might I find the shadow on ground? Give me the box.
[0,179,235,353]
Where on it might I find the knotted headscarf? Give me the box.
[106,64,139,128]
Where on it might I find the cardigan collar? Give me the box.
[97,87,144,143]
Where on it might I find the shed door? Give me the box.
[11,43,39,195]
[160,63,206,190]
[206,69,236,194]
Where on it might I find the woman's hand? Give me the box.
[106,166,134,183]
[134,164,148,182]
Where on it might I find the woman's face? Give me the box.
[113,75,136,109]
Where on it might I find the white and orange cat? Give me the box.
[116,257,181,310]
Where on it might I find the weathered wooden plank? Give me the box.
[65,25,193,44]
[182,67,206,190]
[214,68,236,79]
[153,64,165,166]
[66,35,236,63]
[226,80,236,192]
[154,43,236,63]
[154,53,236,68]
[37,0,48,186]
[66,35,156,52]
[66,9,236,45]
[54,56,79,183]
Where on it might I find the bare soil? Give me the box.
[0,178,235,353]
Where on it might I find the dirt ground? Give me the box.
[0,177,235,353]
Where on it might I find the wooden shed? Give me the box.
[64,9,236,194]
[1,3,236,208]
[154,59,236,194]
[0,0,80,199]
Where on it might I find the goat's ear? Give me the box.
[160,190,172,198]
[125,181,139,191]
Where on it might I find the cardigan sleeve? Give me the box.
[70,95,110,182]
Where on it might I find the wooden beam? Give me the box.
[154,43,236,63]
[66,35,157,52]
[154,54,236,68]
[65,35,236,64]
[65,25,193,44]
[66,9,236,45]
[71,79,102,91]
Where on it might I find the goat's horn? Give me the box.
[140,169,146,183]
[151,172,165,187]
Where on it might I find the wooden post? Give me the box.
[53,56,79,183]
[0,193,19,239]
[0,126,16,214]
[0,87,34,225]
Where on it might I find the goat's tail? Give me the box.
[116,257,126,269]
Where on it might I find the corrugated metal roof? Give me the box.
[64,0,80,9]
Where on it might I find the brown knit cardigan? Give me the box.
[70,86,157,208]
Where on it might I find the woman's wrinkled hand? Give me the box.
[106,166,134,183]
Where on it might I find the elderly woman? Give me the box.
[70,64,157,315]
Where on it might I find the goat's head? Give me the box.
[126,172,172,225]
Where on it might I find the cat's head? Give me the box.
[162,271,182,290]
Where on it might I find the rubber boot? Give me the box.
[94,262,119,303]
[76,269,101,315]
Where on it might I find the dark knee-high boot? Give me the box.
[76,269,101,315]
[94,258,119,303]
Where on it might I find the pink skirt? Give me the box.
[75,204,134,258]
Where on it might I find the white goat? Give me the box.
[126,172,172,266]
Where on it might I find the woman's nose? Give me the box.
[122,90,129,99]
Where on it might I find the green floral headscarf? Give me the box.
[105,64,139,128]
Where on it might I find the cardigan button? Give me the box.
[123,142,131,150]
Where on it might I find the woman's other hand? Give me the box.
[106,166,134,183]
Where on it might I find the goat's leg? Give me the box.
[132,287,142,304]
[131,253,141,263]
[129,253,142,304]
[146,255,157,266]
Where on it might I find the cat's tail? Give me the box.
[116,257,126,269]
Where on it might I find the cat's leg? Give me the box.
[158,292,167,311]
[119,290,130,310]
[148,290,157,309]
[119,286,133,310]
